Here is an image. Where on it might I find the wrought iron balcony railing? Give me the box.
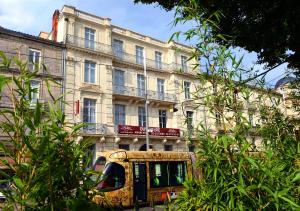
[112,49,169,71]
[66,34,112,55]
[169,63,199,74]
[113,85,176,102]
[81,123,107,135]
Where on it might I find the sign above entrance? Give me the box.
[118,125,180,137]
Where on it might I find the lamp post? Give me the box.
[143,49,150,151]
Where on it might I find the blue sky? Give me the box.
[0,0,286,86]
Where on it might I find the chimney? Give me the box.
[52,10,60,41]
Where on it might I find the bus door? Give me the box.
[133,162,147,203]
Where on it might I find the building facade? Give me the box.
[45,6,291,158]
[0,27,64,141]
[46,5,204,156]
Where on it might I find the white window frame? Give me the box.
[155,51,162,69]
[136,45,144,65]
[28,49,41,71]
[181,55,188,72]
[84,27,95,49]
[113,39,124,58]
[84,60,96,84]
[184,81,191,100]
[29,80,40,106]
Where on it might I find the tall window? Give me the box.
[114,69,125,94]
[159,109,167,128]
[85,27,95,49]
[215,112,221,127]
[84,60,96,83]
[186,111,193,132]
[83,98,96,124]
[30,80,40,105]
[136,46,144,65]
[184,81,191,99]
[138,106,146,127]
[114,104,126,126]
[157,79,165,100]
[28,49,41,71]
[164,145,173,151]
[137,74,145,97]
[155,51,162,69]
[181,55,188,72]
[113,39,124,59]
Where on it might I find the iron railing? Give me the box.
[66,34,112,55]
[113,85,176,102]
[112,49,169,71]
[81,123,107,135]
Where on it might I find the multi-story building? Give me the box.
[43,6,292,158]
[0,26,64,140]
[45,5,203,157]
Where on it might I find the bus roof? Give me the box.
[102,150,193,160]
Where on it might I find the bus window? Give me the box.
[94,156,106,172]
[149,162,169,188]
[98,162,125,192]
[169,162,186,186]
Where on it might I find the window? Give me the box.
[157,79,165,100]
[119,144,130,151]
[114,104,126,126]
[84,60,96,83]
[98,162,125,192]
[138,106,146,127]
[137,74,145,97]
[30,80,40,105]
[113,39,124,59]
[159,110,167,128]
[188,145,195,152]
[155,51,162,69]
[149,162,186,188]
[249,113,254,126]
[28,49,41,71]
[83,98,96,132]
[114,69,125,94]
[136,46,144,65]
[149,162,169,188]
[215,112,221,127]
[181,55,188,72]
[186,111,193,131]
[164,144,173,151]
[169,162,186,186]
[85,27,95,49]
[184,81,191,99]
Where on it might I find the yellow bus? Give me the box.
[93,150,197,208]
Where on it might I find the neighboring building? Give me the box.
[0,26,65,139]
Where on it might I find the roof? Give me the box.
[275,76,296,89]
[0,26,65,48]
[101,150,193,160]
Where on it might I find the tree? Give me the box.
[0,52,104,210]
[134,0,300,73]
[134,1,300,209]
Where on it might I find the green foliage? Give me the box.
[0,53,104,210]
[135,0,300,73]
[162,2,300,210]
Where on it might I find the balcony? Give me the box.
[113,85,176,103]
[81,123,107,135]
[66,34,112,55]
[112,49,169,71]
[170,63,199,74]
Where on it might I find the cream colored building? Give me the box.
[45,5,204,157]
[45,5,289,157]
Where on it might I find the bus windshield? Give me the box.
[97,162,125,192]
